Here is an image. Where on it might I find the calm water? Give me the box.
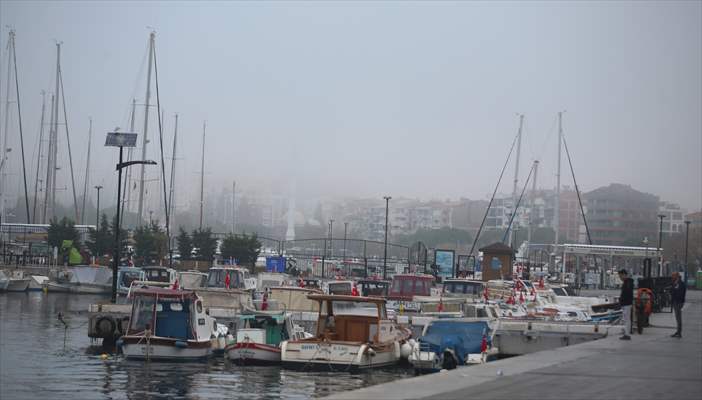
[0,292,412,399]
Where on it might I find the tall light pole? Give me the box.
[658,214,666,276]
[684,221,690,278]
[105,131,155,303]
[94,185,103,226]
[383,196,391,279]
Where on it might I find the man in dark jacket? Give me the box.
[670,272,686,338]
[618,269,634,340]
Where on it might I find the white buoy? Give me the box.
[400,342,412,359]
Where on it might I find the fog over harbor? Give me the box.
[0,1,700,225]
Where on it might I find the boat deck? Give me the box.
[326,290,702,400]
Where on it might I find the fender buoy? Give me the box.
[95,316,116,337]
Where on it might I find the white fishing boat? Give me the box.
[0,270,30,292]
[118,286,217,360]
[46,265,112,294]
[225,310,309,365]
[281,294,412,371]
[28,275,49,291]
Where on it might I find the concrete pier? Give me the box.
[328,290,702,400]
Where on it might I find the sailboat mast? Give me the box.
[50,43,61,221]
[8,30,31,223]
[137,32,155,226]
[554,111,563,248]
[526,159,539,254]
[199,121,206,230]
[168,113,178,233]
[509,114,524,246]
[232,180,236,234]
[80,118,92,225]
[122,98,136,226]
[0,30,14,226]
[42,94,55,224]
[32,91,47,223]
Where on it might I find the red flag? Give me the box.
[480,333,488,353]
[351,285,359,296]
[172,279,179,290]
[224,273,231,289]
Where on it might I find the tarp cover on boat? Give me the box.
[69,266,112,285]
[419,320,491,364]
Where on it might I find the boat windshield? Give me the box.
[444,281,483,295]
[389,277,431,297]
[145,269,170,283]
[328,282,352,295]
[552,287,568,296]
[120,270,143,288]
[360,282,389,297]
[327,301,381,317]
[128,296,156,334]
[208,269,241,288]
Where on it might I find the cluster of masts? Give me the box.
[0,30,216,236]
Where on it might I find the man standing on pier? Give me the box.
[618,269,633,340]
[670,272,686,338]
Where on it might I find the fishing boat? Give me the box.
[45,265,112,294]
[281,294,412,371]
[409,319,496,373]
[0,270,30,292]
[225,310,309,365]
[118,286,216,360]
[116,267,145,295]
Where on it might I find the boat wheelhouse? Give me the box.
[357,279,390,297]
[142,266,177,285]
[119,287,216,360]
[117,267,146,295]
[442,279,485,299]
[326,280,354,295]
[280,294,411,371]
[386,274,434,312]
[207,266,256,290]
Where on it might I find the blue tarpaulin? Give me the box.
[419,320,490,364]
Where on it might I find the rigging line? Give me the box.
[467,124,522,257]
[502,162,536,243]
[120,40,150,130]
[58,62,80,224]
[152,39,171,261]
[11,31,31,223]
[562,134,595,247]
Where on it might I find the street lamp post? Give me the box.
[329,218,334,259]
[94,185,103,226]
[657,214,666,276]
[383,196,391,279]
[105,131,155,303]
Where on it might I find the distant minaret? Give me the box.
[285,180,296,241]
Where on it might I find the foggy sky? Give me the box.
[1,0,700,219]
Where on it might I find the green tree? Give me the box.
[86,213,111,256]
[47,217,80,249]
[220,233,261,272]
[176,227,192,260]
[133,221,169,265]
[109,214,128,256]
[191,228,217,261]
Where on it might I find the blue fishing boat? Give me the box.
[409,319,496,373]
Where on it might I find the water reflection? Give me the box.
[0,293,411,399]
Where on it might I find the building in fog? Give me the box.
[658,201,687,234]
[583,183,659,246]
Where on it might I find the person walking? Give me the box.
[618,269,634,340]
[670,271,686,338]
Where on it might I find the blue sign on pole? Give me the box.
[434,250,455,278]
[266,256,286,273]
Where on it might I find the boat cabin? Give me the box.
[357,279,390,297]
[257,272,290,291]
[207,266,256,290]
[142,266,177,284]
[117,267,145,292]
[126,287,212,341]
[300,278,322,290]
[177,271,208,289]
[309,294,390,343]
[442,279,485,297]
[327,280,354,295]
[388,274,434,301]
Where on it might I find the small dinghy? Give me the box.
[119,286,217,361]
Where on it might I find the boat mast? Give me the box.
[509,114,524,246]
[50,43,61,221]
[32,90,47,223]
[42,94,55,224]
[57,44,81,224]
[80,118,92,225]
[168,113,178,233]
[137,31,155,226]
[231,180,236,234]
[199,120,206,230]
[121,98,137,226]
[527,160,539,245]
[554,111,562,248]
[0,30,13,226]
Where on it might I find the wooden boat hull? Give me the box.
[120,336,212,361]
[281,340,401,371]
[226,342,281,365]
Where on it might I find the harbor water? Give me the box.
[0,292,412,399]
